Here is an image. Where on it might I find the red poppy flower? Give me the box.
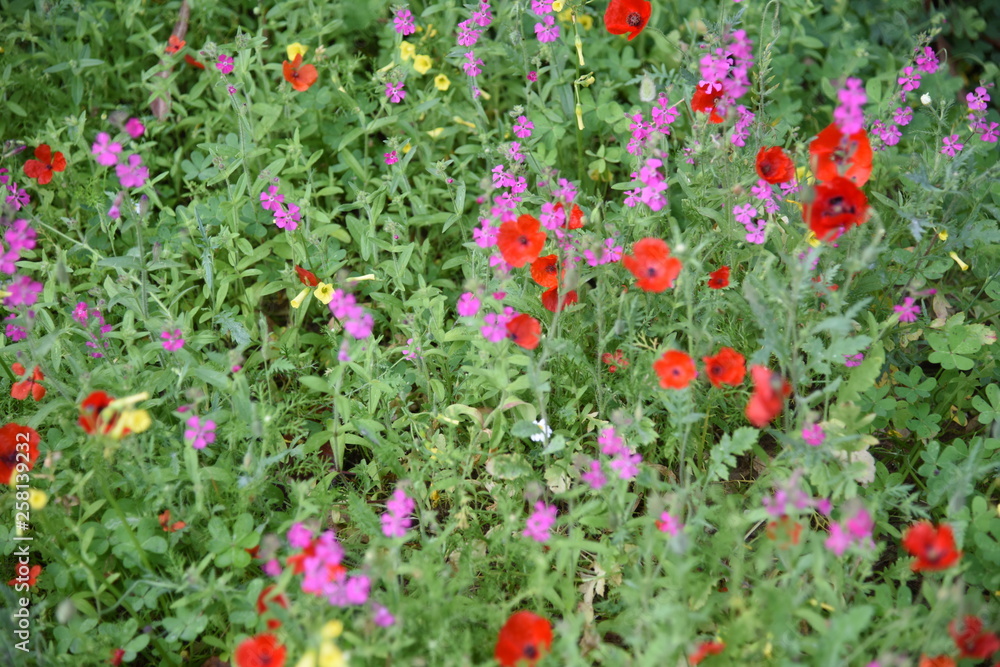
[234,633,287,667]
[295,264,320,287]
[7,563,41,588]
[184,54,206,70]
[0,422,41,485]
[79,390,124,436]
[745,365,790,427]
[707,266,730,289]
[165,35,186,54]
[622,238,682,292]
[507,313,542,350]
[256,585,291,630]
[110,648,126,666]
[283,54,318,92]
[604,0,652,41]
[918,657,956,667]
[10,363,46,401]
[654,350,697,390]
[158,510,186,533]
[602,349,629,373]
[541,287,578,313]
[756,146,796,184]
[809,123,872,185]
[495,611,553,667]
[530,255,561,289]
[766,516,803,549]
[23,144,67,185]
[498,214,547,268]
[552,202,584,229]
[691,82,724,123]
[902,521,961,572]
[690,640,725,665]
[949,615,1000,659]
[702,347,746,388]
[806,176,869,242]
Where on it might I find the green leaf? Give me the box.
[706,428,758,482]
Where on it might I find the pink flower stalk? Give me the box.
[380,487,416,538]
[116,154,149,188]
[385,81,406,103]
[833,77,867,136]
[523,501,557,543]
[92,132,123,166]
[161,328,184,352]
[185,415,217,450]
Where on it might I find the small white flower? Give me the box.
[920,92,932,106]
[530,418,552,443]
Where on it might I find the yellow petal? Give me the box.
[291,288,311,309]
[427,128,444,139]
[294,650,318,667]
[314,283,334,305]
[287,43,309,61]
[434,74,451,91]
[937,229,949,241]
[321,620,343,639]
[119,409,152,435]
[318,641,345,667]
[28,489,48,510]
[579,15,594,30]
[413,54,432,74]
[949,251,969,271]
[553,1,566,11]
[399,41,415,61]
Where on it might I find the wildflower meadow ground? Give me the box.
[1,0,999,665]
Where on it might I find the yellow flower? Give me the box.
[28,489,48,510]
[453,116,476,129]
[949,251,969,271]
[401,142,412,154]
[413,54,432,74]
[579,15,594,30]
[321,620,344,639]
[0,288,9,298]
[291,287,311,309]
[399,41,415,61]
[118,409,152,435]
[552,0,565,10]
[287,43,309,61]
[318,641,346,667]
[314,282,334,305]
[557,8,572,22]
[434,74,451,91]
[295,650,318,667]
[426,128,444,139]
[806,231,821,248]
[937,229,948,241]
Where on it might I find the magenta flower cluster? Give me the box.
[259,182,301,231]
[380,487,416,538]
[627,93,680,155]
[0,168,31,212]
[624,157,668,212]
[329,289,374,339]
[523,500,557,543]
[73,301,114,358]
[269,524,371,607]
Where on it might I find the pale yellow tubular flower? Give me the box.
[314,283,334,305]
[291,287,311,309]
[318,641,346,667]
[949,251,969,271]
[287,43,309,61]
[426,128,444,139]
[321,620,344,639]
[413,54,432,74]
[453,116,476,130]
[294,650,318,667]
[434,74,451,91]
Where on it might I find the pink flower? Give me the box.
[462,51,483,77]
[216,54,235,75]
[733,203,757,226]
[457,292,480,317]
[273,203,301,230]
[385,81,406,103]
[581,459,606,490]
[522,501,557,543]
[802,423,825,446]
[384,151,398,165]
[456,19,481,47]
[656,512,682,537]
[373,605,396,627]
[897,66,921,92]
[380,488,416,538]
[393,7,417,35]
[116,154,149,188]
[893,107,913,126]
[833,77,867,136]
[161,328,184,352]
[3,274,43,307]
[124,117,145,139]
[73,302,90,324]
[287,523,313,549]
[534,15,559,43]
[260,185,284,212]
[940,134,963,157]
[980,122,999,143]
[527,71,537,82]
[185,415,217,450]
[844,353,864,367]
[894,297,920,323]
[914,46,939,74]
[531,0,553,13]
[513,115,534,139]
[92,132,123,166]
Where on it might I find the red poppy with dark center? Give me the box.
[165,35,186,54]
[184,54,205,70]
[902,521,961,572]
[654,350,697,390]
[604,0,652,41]
[234,633,287,667]
[79,390,124,436]
[506,313,542,350]
[498,214,547,268]
[23,144,67,185]
[702,347,746,388]
[707,266,730,289]
[756,146,796,184]
[282,54,319,93]
[622,238,682,292]
[495,611,553,667]
[690,640,725,665]
[602,349,629,373]
[10,363,46,401]
[552,202,585,229]
[806,176,869,241]
[158,510,186,533]
[256,585,291,630]
[745,365,790,427]
[0,422,41,485]
[809,123,873,185]
[294,264,320,287]
[110,648,126,666]
[691,82,725,123]
[541,287,577,313]
[949,615,1000,659]
[7,563,41,588]
[530,254,561,289]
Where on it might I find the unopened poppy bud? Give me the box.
[639,73,656,102]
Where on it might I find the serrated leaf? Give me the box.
[706,428,758,482]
